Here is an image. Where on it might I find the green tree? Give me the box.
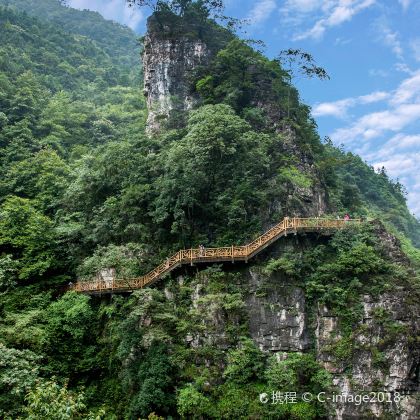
[0,254,18,290]
[223,337,265,384]
[127,342,176,418]
[278,49,329,118]
[8,71,48,124]
[43,292,97,376]
[0,343,41,418]
[24,379,104,420]
[195,39,289,114]
[265,353,331,419]
[154,104,271,244]
[0,196,58,280]
[127,0,225,17]
[0,149,70,213]
[177,384,211,419]
[36,92,95,155]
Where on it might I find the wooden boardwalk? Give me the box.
[73,217,361,294]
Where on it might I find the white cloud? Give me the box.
[286,0,375,41]
[383,31,403,57]
[313,98,354,118]
[324,71,420,215]
[372,149,420,215]
[398,0,412,11]
[407,190,420,215]
[328,71,420,142]
[312,90,389,118]
[369,68,389,77]
[410,38,420,62]
[372,133,420,160]
[334,37,352,46]
[248,0,277,25]
[395,62,415,75]
[359,91,390,103]
[390,71,420,105]
[332,103,420,142]
[358,131,420,215]
[67,0,144,30]
[373,19,403,58]
[282,0,323,14]
[373,154,418,177]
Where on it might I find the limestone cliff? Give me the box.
[143,32,210,132]
[139,17,418,417]
[142,13,226,133]
[153,224,419,419]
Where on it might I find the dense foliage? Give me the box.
[0,1,418,419]
[4,0,139,68]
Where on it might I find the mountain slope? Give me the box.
[1,0,139,68]
[0,1,418,419]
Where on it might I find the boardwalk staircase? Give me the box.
[73,217,361,294]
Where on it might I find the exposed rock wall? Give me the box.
[163,229,419,419]
[245,267,310,352]
[142,18,212,133]
[316,296,419,419]
[181,268,418,418]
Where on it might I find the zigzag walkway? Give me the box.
[73,217,361,294]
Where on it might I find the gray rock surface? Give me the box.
[315,294,419,419]
[181,228,419,419]
[245,267,310,352]
[143,19,212,133]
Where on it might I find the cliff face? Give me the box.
[152,225,418,419]
[317,294,419,419]
[246,276,418,419]
[143,16,214,133]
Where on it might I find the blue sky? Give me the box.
[67,0,420,216]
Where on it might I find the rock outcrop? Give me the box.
[245,268,310,352]
[142,14,218,133]
[143,34,210,133]
[316,296,419,419]
[140,21,417,417]
[159,226,419,419]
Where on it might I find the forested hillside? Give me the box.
[3,0,139,67]
[0,1,419,419]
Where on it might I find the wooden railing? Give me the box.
[73,217,361,294]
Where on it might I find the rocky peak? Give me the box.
[142,14,213,133]
[141,12,326,216]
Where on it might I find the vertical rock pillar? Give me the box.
[142,16,211,133]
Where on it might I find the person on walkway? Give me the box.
[344,213,350,221]
[199,244,205,257]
